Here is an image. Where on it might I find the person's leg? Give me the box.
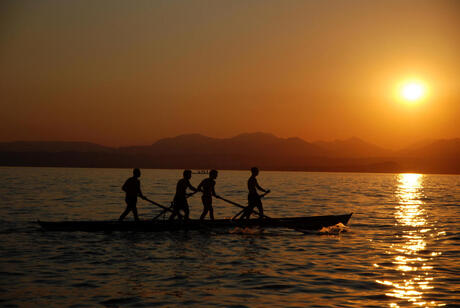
[200,196,207,220]
[241,196,251,219]
[241,204,255,219]
[201,196,213,220]
[169,200,179,220]
[119,198,132,221]
[256,205,264,218]
[200,208,208,220]
[132,205,139,221]
[206,196,214,220]
[169,207,177,220]
[256,198,263,218]
[183,204,190,220]
[209,205,214,220]
[119,206,130,221]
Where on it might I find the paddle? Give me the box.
[217,192,311,233]
[151,202,175,220]
[143,197,183,219]
[216,191,271,220]
[146,191,199,220]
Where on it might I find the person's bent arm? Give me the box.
[187,181,198,193]
[211,182,218,198]
[255,180,268,193]
[197,181,204,193]
[137,182,146,199]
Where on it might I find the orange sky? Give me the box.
[1,0,459,149]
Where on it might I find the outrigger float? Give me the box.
[37,213,352,232]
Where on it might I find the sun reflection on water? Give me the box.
[375,174,444,307]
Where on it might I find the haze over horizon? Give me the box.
[1,0,459,149]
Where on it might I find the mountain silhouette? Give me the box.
[396,138,460,158]
[121,132,326,157]
[313,137,391,158]
[0,133,459,173]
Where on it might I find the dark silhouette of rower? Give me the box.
[197,169,220,220]
[240,167,270,219]
[169,170,198,220]
[119,168,146,221]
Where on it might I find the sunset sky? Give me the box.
[1,0,459,149]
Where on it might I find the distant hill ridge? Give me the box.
[313,137,391,158]
[1,133,459,158]
[0,133,459,174]
[121,133,326,157]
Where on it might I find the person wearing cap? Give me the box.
[197,169,220,220]
[119,168,146,221]
[169,169,198,220]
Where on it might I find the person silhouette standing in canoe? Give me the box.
[197,169,220,220]
[241,167,270,219]
[169,169,198,221]
[119,168,146,221]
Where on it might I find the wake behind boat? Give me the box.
[37,213,353,232]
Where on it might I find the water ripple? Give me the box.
[0,168,458,307]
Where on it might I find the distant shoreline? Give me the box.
[1,164,458,176]
[1,134,458,174]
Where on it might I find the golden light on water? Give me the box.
[395,174,426,228]
[375,173,444,307]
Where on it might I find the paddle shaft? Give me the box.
[147,194,306,233]
[217,191,271,219]
[219,193,310,233]
[145,193,197,220]
[152,206,172,220]
[232,206,267,220]
[144,198,177,215]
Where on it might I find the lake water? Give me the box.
[0,167,458,307]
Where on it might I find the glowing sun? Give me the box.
[401,82,425,102]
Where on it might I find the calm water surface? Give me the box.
[0,167,458,307]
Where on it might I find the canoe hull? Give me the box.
[37,213,352,232]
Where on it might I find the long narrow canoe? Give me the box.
[37,213,352,232]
